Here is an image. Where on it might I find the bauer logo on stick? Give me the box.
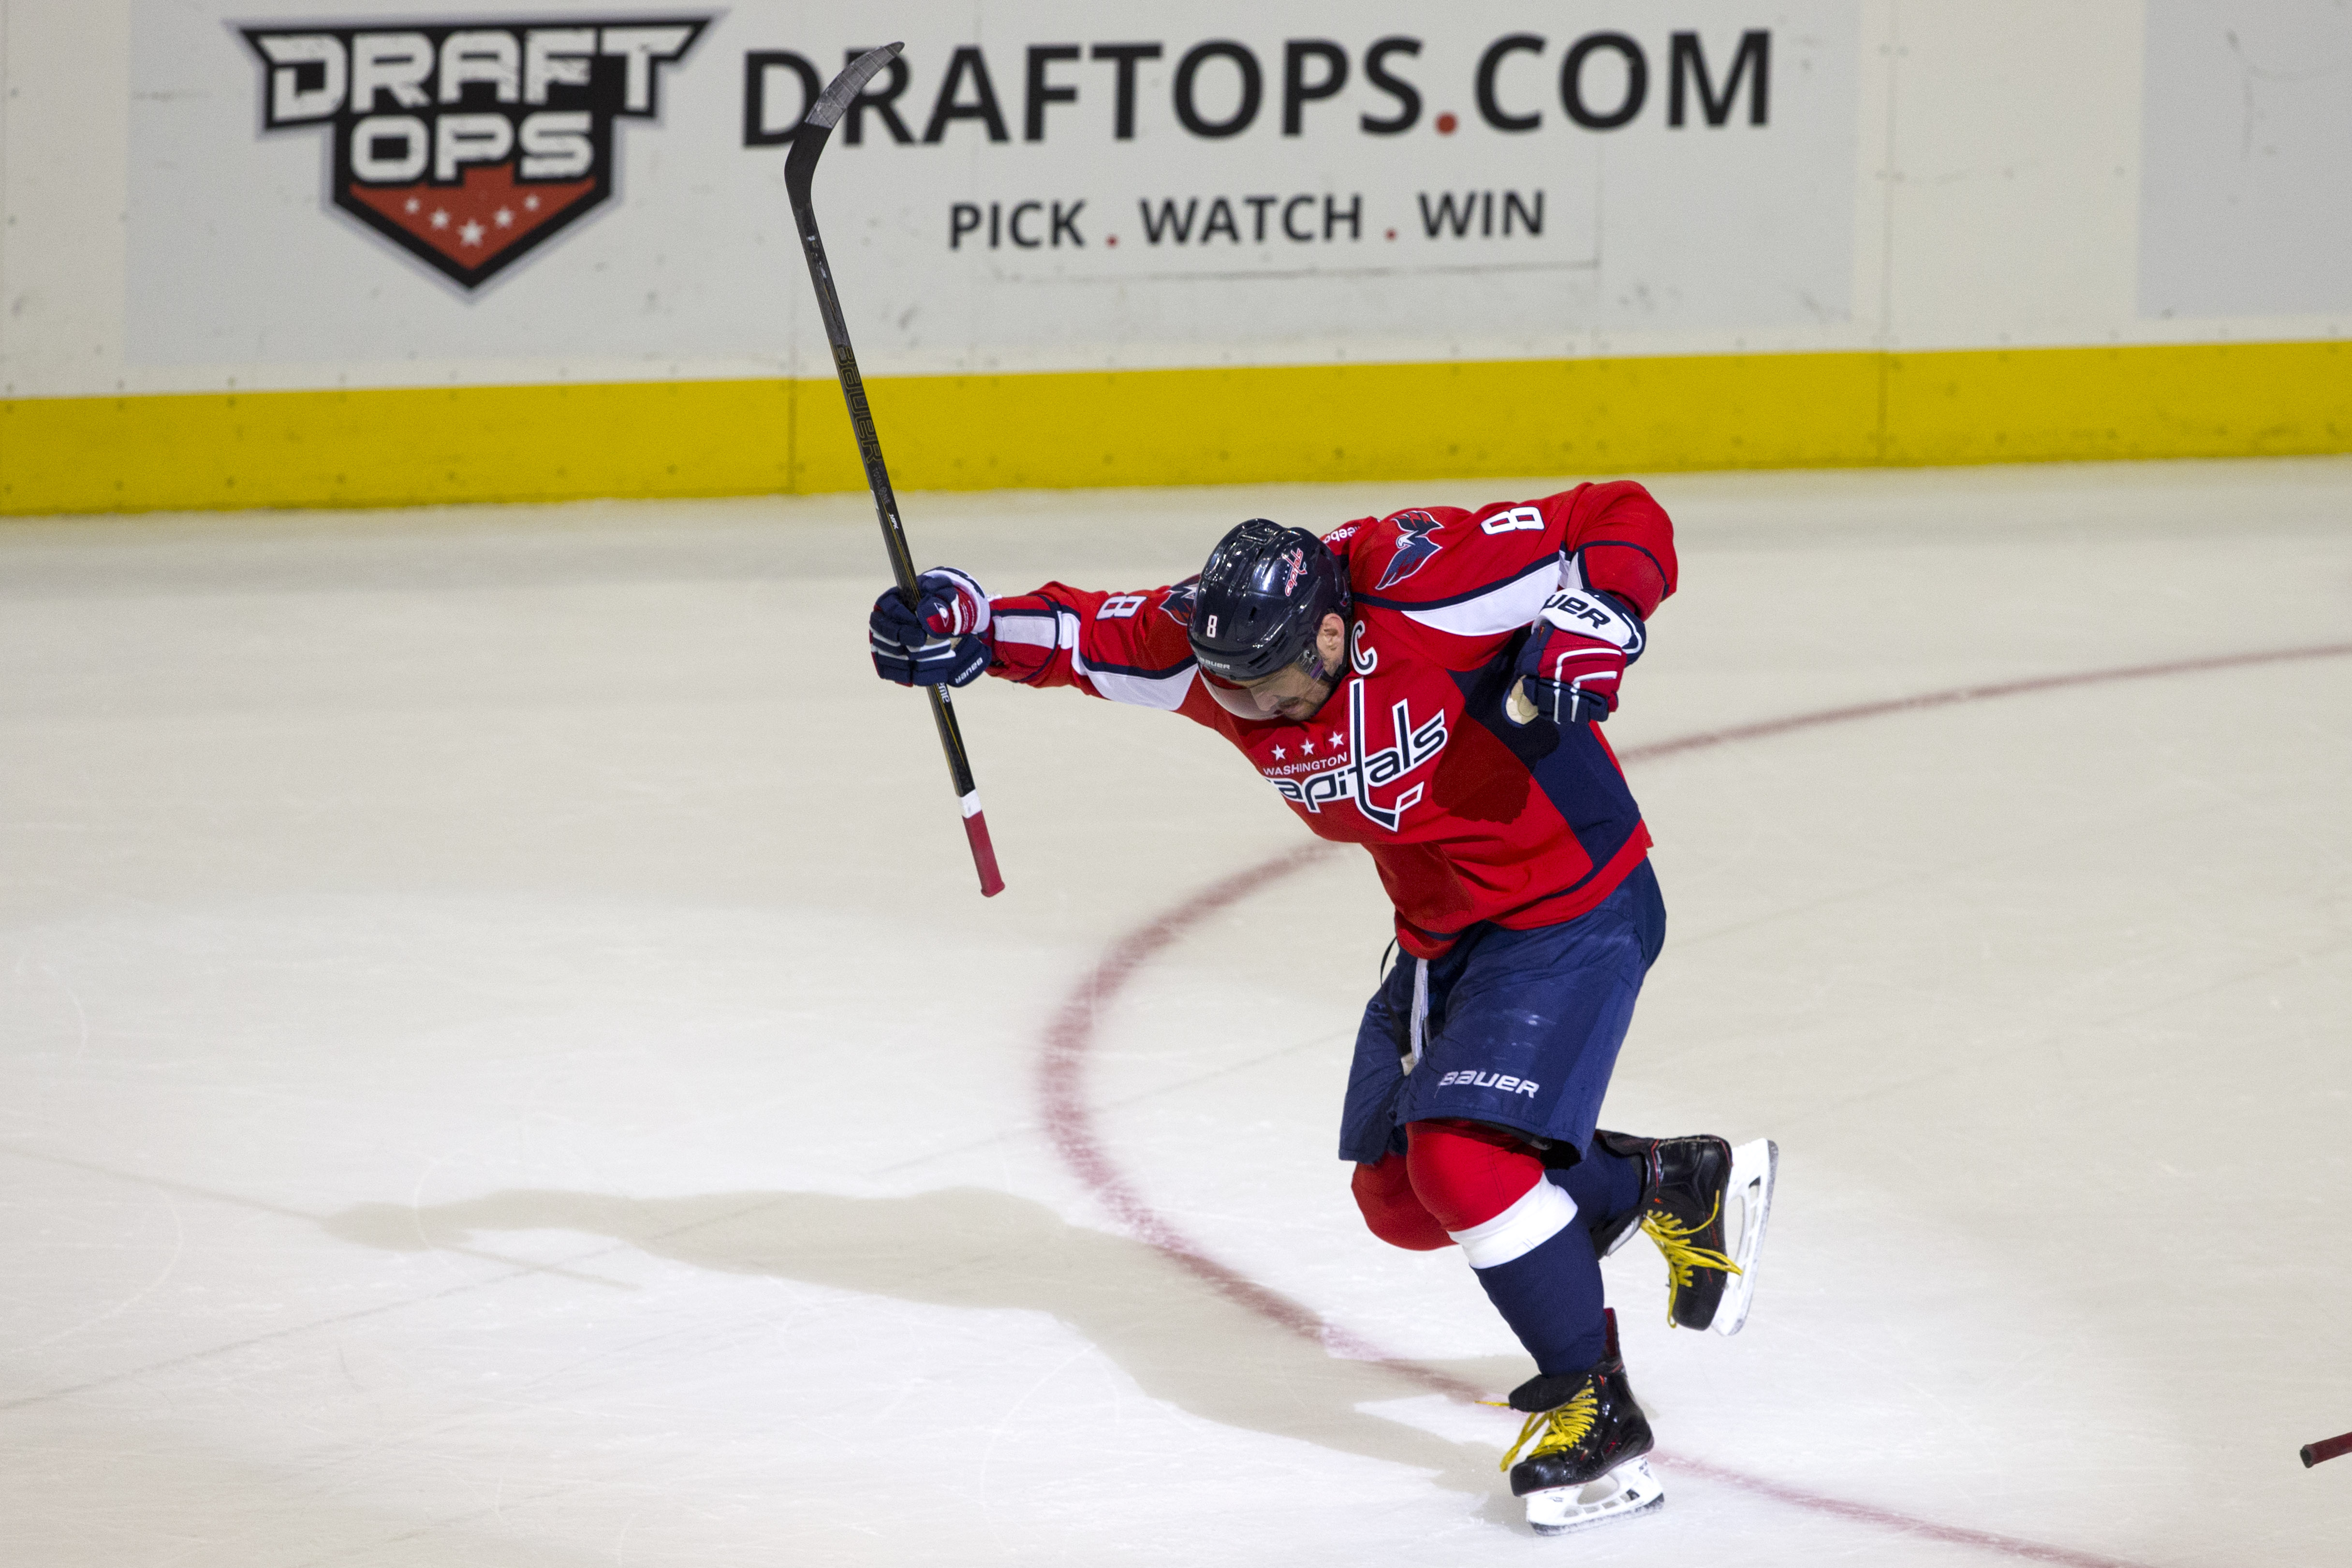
[242,18,709,290]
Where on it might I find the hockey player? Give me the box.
[866,484,1776,1535]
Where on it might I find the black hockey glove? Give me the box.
[869,568,993,689]
[1510,558,1645,726]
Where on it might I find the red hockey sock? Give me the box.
[1410,1118,1607,1376]
[1404,1118,1547,1231]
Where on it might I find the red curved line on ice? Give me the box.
[1623,641,2352,764]
[1038,641,2352,1568]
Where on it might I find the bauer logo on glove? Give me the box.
[1509,558,1646,727]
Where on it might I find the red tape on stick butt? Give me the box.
[961,794,1005,898]
[2303,1430,2352,1468]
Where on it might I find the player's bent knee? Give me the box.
[1404,1118,1551,1233]
[1351,1152,1454,1251]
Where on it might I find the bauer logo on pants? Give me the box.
[241,19,709,290]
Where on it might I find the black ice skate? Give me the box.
[1497,1309,1662,1536]
[1591,1130,1778,1334]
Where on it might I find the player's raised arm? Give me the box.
[867,570,1211,718]
[989,579,1210,714]
[866,521,1355,729]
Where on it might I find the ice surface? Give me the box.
[2,459,2348,1565]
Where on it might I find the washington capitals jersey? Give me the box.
[985,482,1679,959]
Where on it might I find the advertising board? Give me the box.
[3,0,2350,513]
[126,2,1857,377]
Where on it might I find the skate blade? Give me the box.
[1711,1138,1779,1337]
[1525,1457,1664,1536]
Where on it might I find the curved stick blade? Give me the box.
[807,43,902,131]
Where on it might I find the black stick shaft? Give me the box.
[783,44,1002,894]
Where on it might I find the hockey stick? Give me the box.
[784,43,1004,898]
[2304,1430,2352,1468]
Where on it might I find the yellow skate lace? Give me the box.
[1642,1194,1743,1321]
[1491,1385,1599,1473]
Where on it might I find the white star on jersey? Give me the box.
[1301,736,1316,754]
[1272,745,1286,760]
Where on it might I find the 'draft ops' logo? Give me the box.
[243,20,709,289]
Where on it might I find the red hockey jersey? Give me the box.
[986,482,1678,958]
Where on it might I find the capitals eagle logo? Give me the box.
[1158,577,1202,625]
[1373,510,1444,591]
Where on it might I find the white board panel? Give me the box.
[2139,0,2352,320]
[121,0,1860,377]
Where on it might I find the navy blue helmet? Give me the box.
[1187,519,1351,683]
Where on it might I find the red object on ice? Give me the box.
[963,808,1006,898]
[2304,1430,2352,1468]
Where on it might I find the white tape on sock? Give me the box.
[1448,1178,1578,1269]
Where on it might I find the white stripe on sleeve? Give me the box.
[1401,557,1564,639]
[992,613,1058,648]
[1086,666,1198,711]
[1066,605,1196,709]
